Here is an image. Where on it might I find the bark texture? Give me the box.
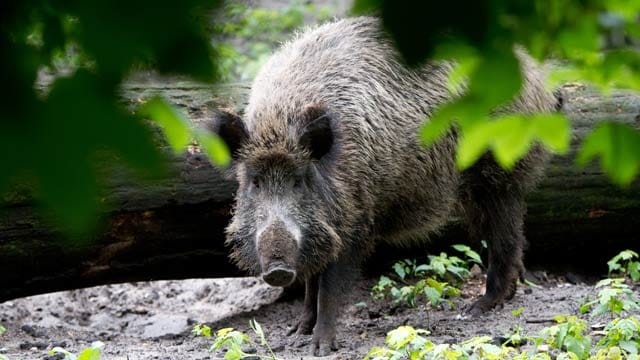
[1,81,638,301]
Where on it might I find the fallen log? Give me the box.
[1,81,639,301]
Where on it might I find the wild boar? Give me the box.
[210,16,557,356]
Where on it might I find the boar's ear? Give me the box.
[299,106,334,160]
[208,109,248,159]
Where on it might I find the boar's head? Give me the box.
[210,105,344,287]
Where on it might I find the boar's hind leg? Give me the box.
[463,188,526,316]
[287,275,318,345]
[309,257,358,356]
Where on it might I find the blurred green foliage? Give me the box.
[0,0,339,236]
[213,1,335,81]
[353,0,640,185]
[3,0,640,236]
[1,0,229,234]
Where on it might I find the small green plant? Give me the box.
[503,325,527,348]
[580,278,640,316]
[503,307,527,347]
[452,244,483,266]
[371,275,396,301]
[192,324,212,337]
[537,315,592,359]
[365,326,517,360]
[391,258,430,280]
[597,316,640,355]
[193,320,282,360]
[608,250,640,282]
[365,241,640,360]
[372,245,480,308]
[365,315,640,360]
[424,245,482,284]
[372,275,460,308]
[49,341,104,360]
[364,326,432,360]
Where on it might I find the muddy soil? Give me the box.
[0,271,621,360]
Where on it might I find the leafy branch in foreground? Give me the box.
[193,320,282,360]
[353,0,640,187]
[1,0,230,235]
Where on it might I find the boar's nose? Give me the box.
[262,263,296,287]
[257,220,298,287]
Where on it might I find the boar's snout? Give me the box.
[262,264,296,287]
[257,221,298,287]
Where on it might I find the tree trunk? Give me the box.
[1,80,639,301]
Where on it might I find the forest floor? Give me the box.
[0,270,621,360]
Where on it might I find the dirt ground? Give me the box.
[0,270,623,360]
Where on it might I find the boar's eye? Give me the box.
[252,178,260,189]
[293,177,302,188]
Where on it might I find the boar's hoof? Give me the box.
[286,317,315,336]
[465,295,503,317]
[262,265,296,287]
[309,334,338,357]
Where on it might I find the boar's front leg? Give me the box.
[287,275,318,345]
[309,258,356,357]
[309,267,339,356]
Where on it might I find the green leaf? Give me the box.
[466,50,522,111]
[620,340,638,355]
[512,307,524,317]
[420,107,455,147]
[579,302,593,314]
[592,303,609,317]
[556,323,569,349]
[142,97,192,153]
[452,244,482,264]
[629,262,640,281]
[196,130,231,167]
[192,324,212,337]
[564,336,590,359]
[386,326,417,350]
[456,113,570,170]
[393,262,407,280]
[77,342,103,360]
[444,54,479,95]
[424,286,442,306]
[609,259,622,274]
[50,346,76,360]
[577,122,640,187]
[224,345,243,360]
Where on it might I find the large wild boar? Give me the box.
[210,17,557,356]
